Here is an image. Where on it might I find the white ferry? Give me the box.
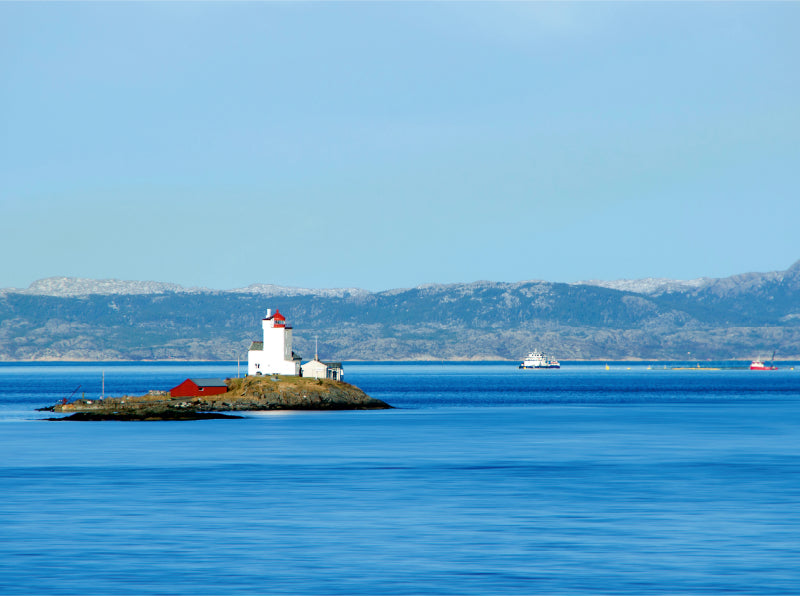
[519,350,561,369]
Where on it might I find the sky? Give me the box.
[1,1,798,292]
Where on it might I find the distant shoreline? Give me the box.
[4,358,797,364]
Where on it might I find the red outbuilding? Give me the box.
[169,378,228,398]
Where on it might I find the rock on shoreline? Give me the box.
[44,375,392,420]
[46,411,244,422]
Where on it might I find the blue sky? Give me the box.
[1,2,798,291]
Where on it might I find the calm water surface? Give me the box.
[1,362,799,594]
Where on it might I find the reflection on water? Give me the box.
[1,362,799,594]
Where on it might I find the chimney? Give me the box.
[266,309,272,318]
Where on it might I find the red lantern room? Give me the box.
[271,310,286,328]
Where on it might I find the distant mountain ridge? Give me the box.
[0,277,371,299]
[574,260,800,297]
[4,277,198,297]
[7,262,796,298]
[1,261,798,361]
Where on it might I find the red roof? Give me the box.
[272,310,286,321]
[169,378,228,398]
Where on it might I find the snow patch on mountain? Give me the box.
[573,277,710,295]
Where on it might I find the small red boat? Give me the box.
[750,351,778,370]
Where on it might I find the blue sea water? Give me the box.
[1,361,799,595]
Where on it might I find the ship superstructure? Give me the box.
[519,350,561,369]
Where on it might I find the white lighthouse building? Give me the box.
[247,309,302,376]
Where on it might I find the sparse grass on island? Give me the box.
[42,375,392,421]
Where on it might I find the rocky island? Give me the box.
[43,375,392,421]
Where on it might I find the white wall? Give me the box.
[262,319,288,363]
[248,349,299,376]
[301,360,328,379]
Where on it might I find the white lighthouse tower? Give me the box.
[247,309,302,376]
